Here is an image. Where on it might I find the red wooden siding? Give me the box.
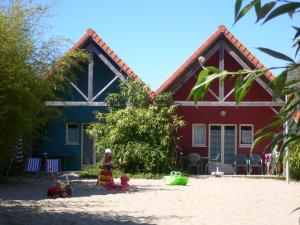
[176,106,278,155]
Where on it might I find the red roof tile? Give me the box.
[71,28,154,98]
[156,25,276,94]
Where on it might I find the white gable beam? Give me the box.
[67,79,89,101]
[92,75,119,102]
[172,43,220,93]
[88,45,94,101]
[223,42,283,103]
[208,88,221,101]
[46,101,107,107]
[91,45,125,81]
[270,107,279,114]
[223,73,252,101]
[175,101,283,107]
[219,41,224,100]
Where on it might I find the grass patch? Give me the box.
[79,165,188,179]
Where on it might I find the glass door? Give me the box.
[209,125,222,172]
[223,125,236,174]
[81,124,95,165]
[209,125,236,174]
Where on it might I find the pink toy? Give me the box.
[104,175,130,191]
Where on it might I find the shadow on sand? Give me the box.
[0,203,155,225]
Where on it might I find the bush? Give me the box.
[289,145,300,180]
[79,166,98,178]
[88,79,185,173]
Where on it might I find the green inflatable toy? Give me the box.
[163,171,188,185]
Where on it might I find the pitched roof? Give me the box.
[71,28,154,98]
[156,25,276,95]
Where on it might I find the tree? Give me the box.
[0,0,90,174]
[189,0,300,174]
[88,79,185,173]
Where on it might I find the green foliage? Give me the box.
[289,145,300,180]
[189,0,300,172]
[78,165,185,179]
[88,79,185,173]
[0,0,90,175]
[79,166,98,178]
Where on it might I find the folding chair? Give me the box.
[45,159,61,174]
[24,157,42,176]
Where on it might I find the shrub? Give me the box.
[88,79,185,173]
[289,145,300,180]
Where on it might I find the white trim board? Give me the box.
[223,42,283,103]
[68,80,89,101]
[91,45,125,81]
[192,124,207,147]
[239,124,254,148]
[172,43,221,93]
[46,101,107,106]
[175,101,283,107]
[92,75,119,101]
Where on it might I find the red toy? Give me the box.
[47,179,72,198]
[104,175,130,191]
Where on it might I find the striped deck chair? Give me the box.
[24,157,42,176]
[45,159,61,174]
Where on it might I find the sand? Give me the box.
[0,177,299,225]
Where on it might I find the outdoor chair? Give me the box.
[233,154,248,175]
[206,153,220,174]
[187,153,202,174]
[45,159,61,174]
[249,154,263,175]
[24,157,42,176]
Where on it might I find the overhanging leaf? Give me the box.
[234,0,257,24]
[254,0,261,22]
[256,2,276,22]
[263,2,300,24]
[251,132,273,152]
[255,118,287,136]
[235,0,243,19]
[292,26,300,41]
[257,47,295,63]
[234,75,243,103]
[272,70,287,99]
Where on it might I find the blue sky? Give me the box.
[39,0,299,90]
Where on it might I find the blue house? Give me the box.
[40,28,151,171]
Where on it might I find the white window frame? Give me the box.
[239,124,254,147]
[192,124,206,147]
[66,123,80,145]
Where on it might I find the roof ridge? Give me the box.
[156,25,275,94]
[71,28,155,98]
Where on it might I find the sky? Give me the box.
[36,0,299,91]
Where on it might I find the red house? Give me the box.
[156,25,283,174]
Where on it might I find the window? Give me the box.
[192,124,206,146]
[240,125,253,147]
[66,123,79,145]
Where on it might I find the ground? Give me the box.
[0,177,299,225]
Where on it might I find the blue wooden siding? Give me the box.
[40,106,108,171]
[40,39,126,171]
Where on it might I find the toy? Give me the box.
[104,175,130,191]
[47,176,72,198]
[163,171,188,185]
[97,149,114,188]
